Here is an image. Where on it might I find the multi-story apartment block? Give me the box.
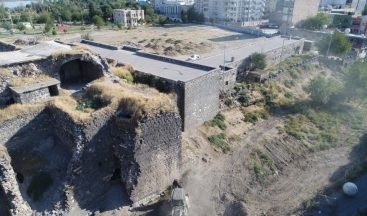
[351,15,367,35]
[113,9,145,27]
[320,0,347,8]
[280,0,320,26]
[195,0,267,26]
[351,0,367,14]
[155,0,194,19]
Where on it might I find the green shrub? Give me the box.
[52,29,57,35]
[251,149,274,180]
[27,172,53,201]
[224,98,233,107]
[244,112,258,123]
[207,113,226,130]
[208,133,230,153]
[238,91,249,106]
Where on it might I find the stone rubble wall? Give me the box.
[13,87,51,104]
[0,41,17,52]
[130,112,182,204]
[182,70,221,130]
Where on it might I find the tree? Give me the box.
[37,12,52,24]
[305,76,342,105]
[44,20,53,33]
[61,9,72,22]
[317,31,352,56]
[16,23,26,31]
[344,61,367,103]
[92,15,105,30]
[249,53,267,71]
[332,15,351,29]
[158,16,167,26]
[117,22,122,30]
[299,13,331,30]
[1,22,12,32]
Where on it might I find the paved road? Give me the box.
[196,36,299,67]
[87,46,210,82]
[0,41,71,66]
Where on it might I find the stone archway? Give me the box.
[59,59,103,88]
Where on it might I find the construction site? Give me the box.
[0,24,366,216]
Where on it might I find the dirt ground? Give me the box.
[179,61,367,216]
[2,25,265,58]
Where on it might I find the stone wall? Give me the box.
[0,104,183,214]
[131,112,181,203]
[182,69,221,130]
[227,39,305,81]
[0,41,16,52]
[12,87,51,104]
[0,51,109,105]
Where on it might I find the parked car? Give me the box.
[187,54,200,61]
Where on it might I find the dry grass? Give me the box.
[86,82,175,120]
[111,66,134,83]
[0,68,12,77]
[50,95,95,122]
[73,44,91,51]
[9,74,52,87]
[51,49,85,59]
[0,103,46,123]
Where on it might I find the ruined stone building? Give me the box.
[0,42,182,215]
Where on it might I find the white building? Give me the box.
[155,0,194,19]
[320,0,347,8]
[352,0,367,14]
[113,9,145,27]
[195,0,267,26]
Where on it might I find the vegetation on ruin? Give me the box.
[9,74,52,87]
[85,82,175,120]
[0,103,46,123]
[111,66,134,83]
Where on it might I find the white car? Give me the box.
[187,54,201,61]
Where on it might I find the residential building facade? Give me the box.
[280,0,321,26]
[352,0,367,14]
[113,9,145,27]
[154,0,194,19]
[320,0,347,8]
[194,0,267,26]
[351,15,367,35]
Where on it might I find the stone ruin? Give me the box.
[0,48,182,215]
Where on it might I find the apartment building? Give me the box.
[351,15,367,35]
[195,0,267,26]
[320,0,347,8]
[154,0,194,19]
[280,0,321,26]
[352,0,367,14]
[113,9,145,27]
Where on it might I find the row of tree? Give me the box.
[306,60,367,106]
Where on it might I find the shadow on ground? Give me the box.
[303,133,367,216]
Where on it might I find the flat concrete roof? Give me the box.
[0,41,71,66]
[87,46,211,82]
[10,78,60,94]
[196,36,301,67]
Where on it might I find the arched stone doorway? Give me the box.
[59,59,103,88]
